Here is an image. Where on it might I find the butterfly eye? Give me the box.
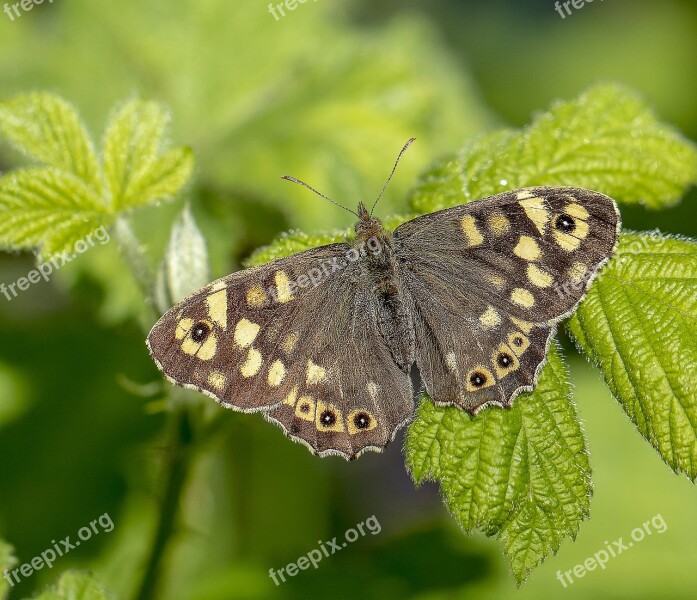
[554,213,576,233]
[191,321,211,342]
[497,353,513,368]
[469,371,488,388]
[353,412,371,430]
[319,410,337,426]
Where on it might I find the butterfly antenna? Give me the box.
[370,137,416,216]
[281,175,359,218]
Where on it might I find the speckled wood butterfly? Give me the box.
[147,141,620,460]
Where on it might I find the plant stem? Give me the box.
[135,406,194,600]
[112,216,197,600]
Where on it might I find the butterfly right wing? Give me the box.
[147,243,414,459]
[392,186,620,412]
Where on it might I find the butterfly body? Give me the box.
[147,186,620,459]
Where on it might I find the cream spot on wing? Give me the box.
[527,264,553,288]
[510,288,535,308]
[206,289,227,330]
[240,347,262,377]
[508,332,530,356]
[519,196,549,235]
[295,395,315,421]
[315,401,345,432]
[175,318,194,340]
[479,306,502,329]
[281,332,299,355]
[485,273,505,290]
[234,318,260,349]
[460,215,484,247]
[568,262,589,285]
[564,202,589,220]
[488,213,511,236]
[466,366,495,392]
[246,285,267,308]
[274,270,293,303]
[367,381,379,402]
[516,190,535,200]
[208,371,226,391]
[347,409,377,434]
[209,280,226,292]
[514,236,541,261]
[510,317,534,333]
[306,360,327,385]
[492,343,520,379]
[267,360,286,387]
[445,351,458,372]
[554,219,589,251]
[283,386,299,407]
[181,335,217,360]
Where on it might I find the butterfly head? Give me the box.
[355,201,385,242]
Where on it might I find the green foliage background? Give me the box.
[1,0,697,598]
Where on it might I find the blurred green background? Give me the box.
[1,0,697,598]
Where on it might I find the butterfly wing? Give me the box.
[147,243,414,459]
[393,186,620,412]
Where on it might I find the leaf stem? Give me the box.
[112,216,159,328]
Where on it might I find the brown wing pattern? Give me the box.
[393,186,620,412]
[147,243,414,459]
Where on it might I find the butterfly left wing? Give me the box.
[393,186,620,412]
[147,244,414,459]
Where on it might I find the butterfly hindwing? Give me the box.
[147,243,415,459]
[393,186,620,412]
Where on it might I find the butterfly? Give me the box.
[147,140,621,460]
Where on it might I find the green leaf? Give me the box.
[0,540,16,600]
[0,168,109,260]
[155,204,209,311]
[406,345,591,584]
[31,571,111,600]
[243,214,413,268]
[411,84,697,213]
[102,99,193,211]
[245,229,351,267]
[0,93,102,194]
[568,232,697,479]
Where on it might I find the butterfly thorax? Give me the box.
[354,202,416,373]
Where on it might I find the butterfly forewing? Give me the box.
[393,186,620,412]
[147,243,415,459]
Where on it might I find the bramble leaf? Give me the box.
[0,95,194,267]
[102,99,193,211]
[406,345,591,585]
[568,232,697,480]
[411,84,697,213]
[0,168,108,260]
[0,93,102,194]
[31,571,111,600]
